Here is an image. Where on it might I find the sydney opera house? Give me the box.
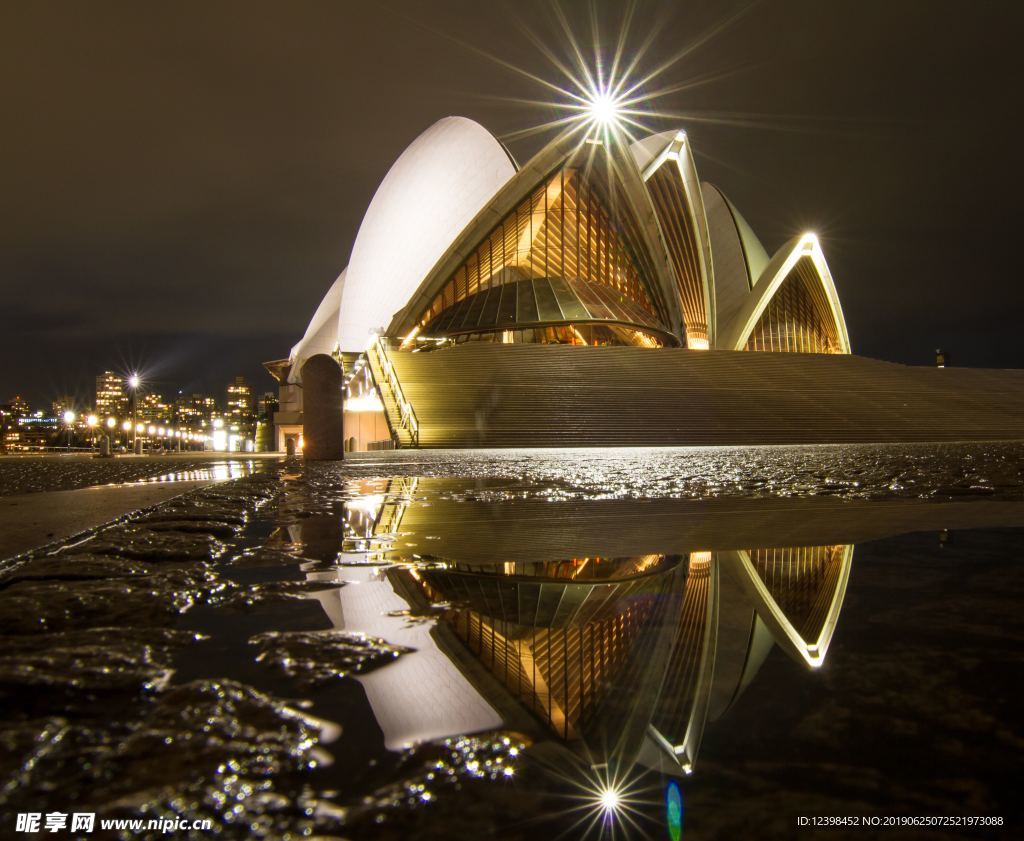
[267,117,1024,455]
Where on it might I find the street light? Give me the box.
[103,416,116,454]
[128,374,140,453]
[87,414,98,449]
[62,409,75,451]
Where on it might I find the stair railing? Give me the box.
[367,336,419,447]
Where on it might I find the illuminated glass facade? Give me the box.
[744,256,842,353]
[416,166,674,346]
[645,162,709,346]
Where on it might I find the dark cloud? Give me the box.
[2,0,1021,408]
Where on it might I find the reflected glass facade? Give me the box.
[747,544,846,642]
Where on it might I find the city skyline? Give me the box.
[1,371,266,417]
[0,371,274,453]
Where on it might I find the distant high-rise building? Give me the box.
[138,392,171,424]
[95,371,127,419]
[258,391,279,419]
[225,376,256,449]
[1,397,27,452]
[226,376,254,422]
[175,393,216,430]
[52,395,75,418]
[8,395,30,417]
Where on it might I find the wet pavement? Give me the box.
[0,454,275,497]
[1,445,1022,840]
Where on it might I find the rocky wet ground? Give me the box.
[320,441,1024,502]
[0,455,266,497]
[0,463,542,840]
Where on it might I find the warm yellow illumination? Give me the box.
[688,337,709,350]
[86,415,98,427]
[726,231,850,354]
[345,393,385,413]
[62,410,75,424]
[689,550,712,569]
[399,325,421,349]
[121,420,132,432]
[106,417,116,429]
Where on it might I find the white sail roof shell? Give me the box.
[288,269,345,384]
[336,117,517,352]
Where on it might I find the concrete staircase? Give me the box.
[383,344,1024,448]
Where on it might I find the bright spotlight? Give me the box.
[106,417,116,429]
[588,91,619,125]
[62,410,76,424]
[86,415,98,427]
[128,374,140,389]
[599,788,621,813]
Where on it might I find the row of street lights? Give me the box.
[60,409,220,451]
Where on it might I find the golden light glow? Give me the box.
[740,233,849,355]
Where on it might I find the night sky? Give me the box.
[2,0,1021,410]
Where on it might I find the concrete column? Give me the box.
[301,354,344,461]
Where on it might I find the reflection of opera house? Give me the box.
[266,117,1024,454]
[291,483,1024,776]
[290,481,873,775]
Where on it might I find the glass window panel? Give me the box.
[516,279,539,323]
[448,295,476,332]
[571,279,612,320]
[549,276,589,320]
[463,287,488,330]
[497,281,517,324]
[534,278,563,321]
[479,285,502,327]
